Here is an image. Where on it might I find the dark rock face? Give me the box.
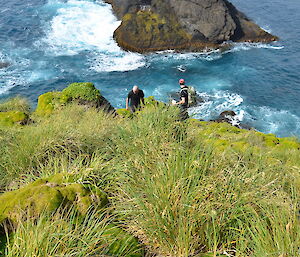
[169,0,237,43]
[108,0,278,53]
[212,110,252,130]
[0,62,10,69]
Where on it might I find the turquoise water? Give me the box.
[0,0,299,137]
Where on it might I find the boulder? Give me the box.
[0,173,108,225]
[0,62,10,69]
[36,82,115,116]
[109,0,278,53]
[212,110,237,124]
[212,110,253,130]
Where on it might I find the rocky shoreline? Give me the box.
[106,0,278,53]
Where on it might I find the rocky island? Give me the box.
[106,0,278,53]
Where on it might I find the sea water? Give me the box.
[0,0,299,137]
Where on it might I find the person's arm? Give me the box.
[174,97,185,105]
[126,97,129,110]
[141,91,145,105]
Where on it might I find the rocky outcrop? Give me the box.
[108,0,278,53]
[36,82,115,116]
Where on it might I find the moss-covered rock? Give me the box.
[0,111,29,126]
[60,82,101,103]
[35,91,62,116]
[0,173,108,225]
[104,225,144,257]
[188,120,300,154]
[114,10,191,53]
[143,96,165,107]
[35,83,115,116]
[117,108,132,118]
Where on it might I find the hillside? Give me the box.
[0,83,299,256]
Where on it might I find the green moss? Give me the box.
[117,108,132,118]
[115,10,191,52]
[61,82,101,103]
[35,83,102,116]
[263,134,280,147]
[143,96,165,107]
[0,174,107,224]
[104,225,144,257]
[278,137,300,149]
[0,111,28,126]
[35,91,62,116]
[188,120,300,155]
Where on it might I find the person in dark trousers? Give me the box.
[126,85,145,112]
[173,79,189,120]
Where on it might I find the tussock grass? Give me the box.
[0,104,117,190]
[0,96,30,113]
[1,102,300,256]
[4,208,142,257]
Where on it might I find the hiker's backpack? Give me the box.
[181,86,197,107]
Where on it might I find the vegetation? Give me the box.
[35,82,102,116]
[0,111,28,126]
[0,84,299,256]
[0,96,30,113]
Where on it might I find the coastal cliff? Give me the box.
[0,83,299,256]
[106,0,278,53]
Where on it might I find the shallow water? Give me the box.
[0,0,299,137]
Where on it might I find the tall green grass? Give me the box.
[0,102,300,256]
[4,208,142,257]
[0,96,30,113]
[0,104,118,190]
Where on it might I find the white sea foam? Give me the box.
[189,92,300,137]
[90,51,145,72]
[224,42,284,53]
[243,106,300,137]
[189,91,244,120]
[40,0,145,72]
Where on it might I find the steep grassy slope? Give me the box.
[0,86,299,256]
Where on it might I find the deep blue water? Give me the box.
[0,0,300,137]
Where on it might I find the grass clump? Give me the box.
[4,209,143,257]
[0,96,300,256]
[0,104,117,190]
[0,96,30,113]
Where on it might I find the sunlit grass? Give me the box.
[0,101,300,256]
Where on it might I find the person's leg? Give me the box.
[179,106,189,121]
[129,105,137,113]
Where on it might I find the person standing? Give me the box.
[173,79,189,120]
[126,85,145,112]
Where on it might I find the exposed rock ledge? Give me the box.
[106,0,278,53]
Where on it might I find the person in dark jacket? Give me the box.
[126,85,145,112]
[172,79,189,120]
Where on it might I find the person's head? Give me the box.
[179,79,185,88]
[132,85,139,93]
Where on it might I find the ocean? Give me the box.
[0,0,299,137]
